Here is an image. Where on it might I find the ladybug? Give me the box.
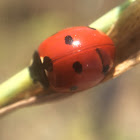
[30,26,115,93]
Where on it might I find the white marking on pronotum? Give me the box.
[40,57,44,63]
[40,57,49,76]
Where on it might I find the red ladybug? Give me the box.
[37,26,115,93]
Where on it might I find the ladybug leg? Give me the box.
[29,51,49,88]
[96,48,110,74]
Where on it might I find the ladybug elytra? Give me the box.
[31,26,115,93]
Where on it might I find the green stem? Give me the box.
[89,0,135,32]
[0,68,33,107]
[0,0,135,108]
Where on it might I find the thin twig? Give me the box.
[0,97,36,117]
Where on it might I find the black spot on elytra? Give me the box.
[88,27,96,30]
[65,35,73,45]
[70,86,78,91]
[43,56,53,72]
[96,48,110,74]
[73,61,83,74]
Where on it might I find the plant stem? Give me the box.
[89,0,135,32]
[0,68,33,107]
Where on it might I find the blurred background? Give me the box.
[0,0,140,140]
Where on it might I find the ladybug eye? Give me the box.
[43,56,53,72]
[65,35,73,45]
[73,61,83,74]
